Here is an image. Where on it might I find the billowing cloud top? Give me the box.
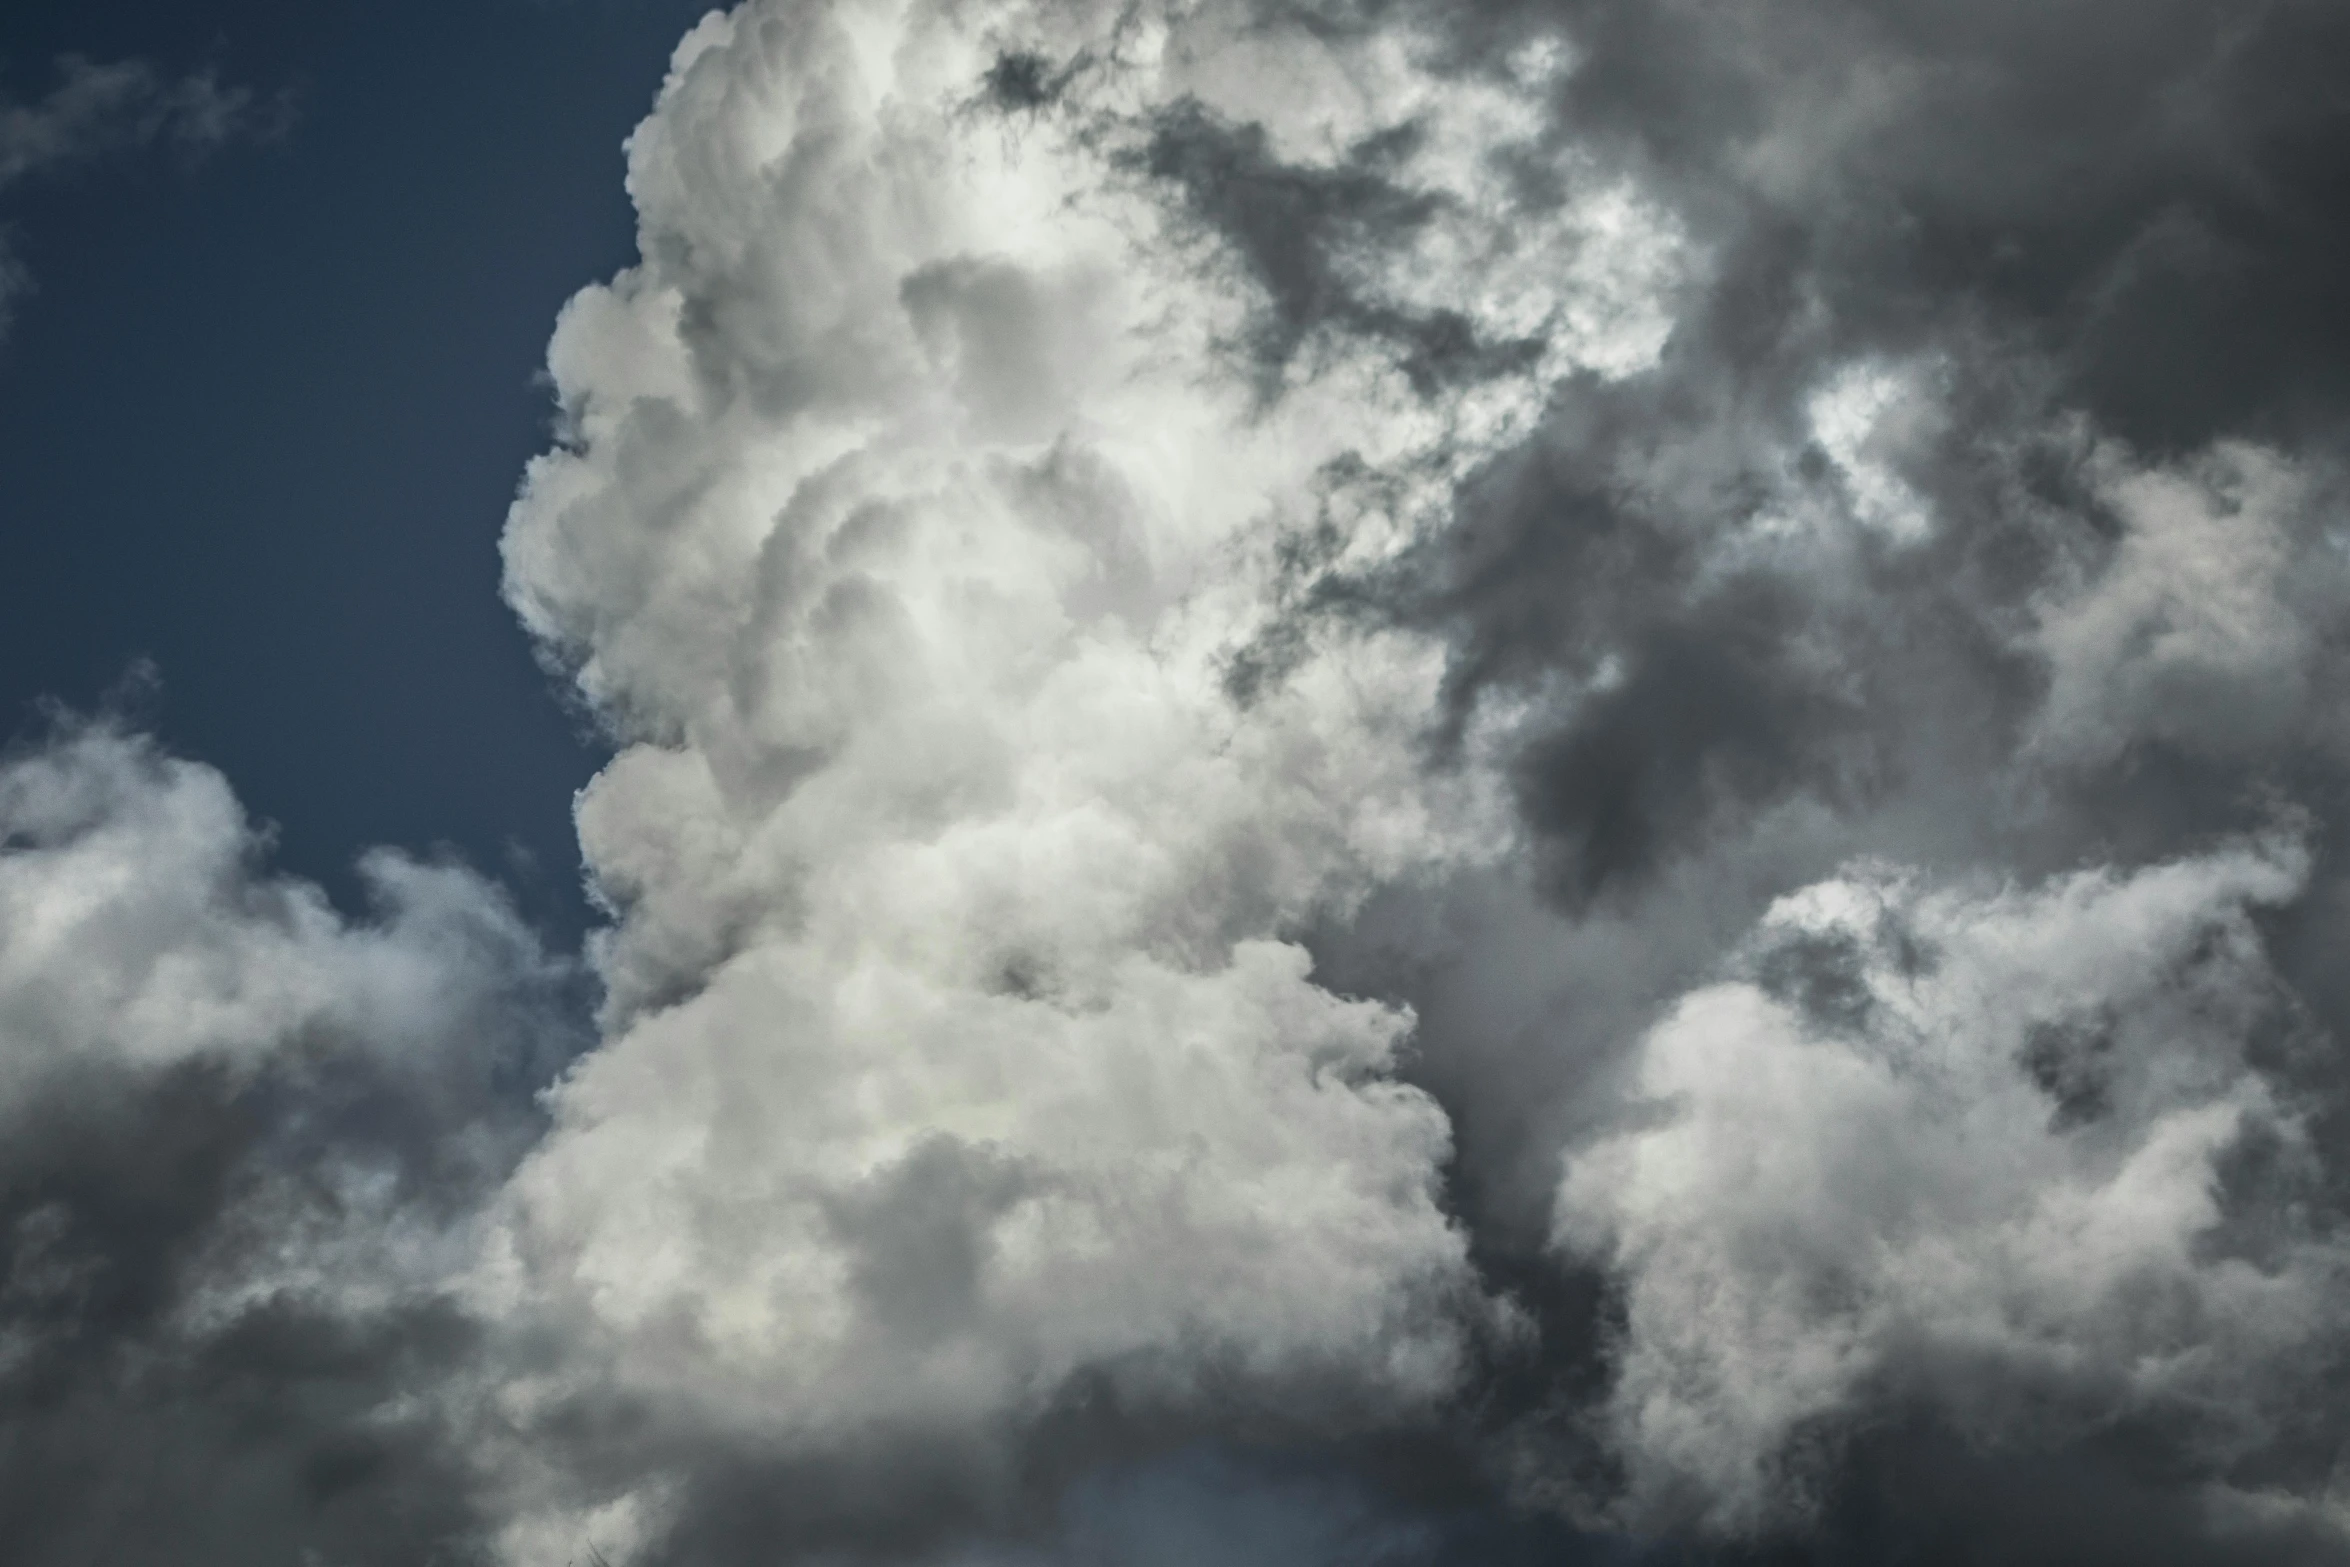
[11,0,2350,1563]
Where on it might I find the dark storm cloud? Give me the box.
[1183,0,2350,1558]
[1192,0,2350,793]
[1373,0,2350,448]
[0,1062,491,1567]
[1129,99,1546,397]
[551,1402,1625,1567]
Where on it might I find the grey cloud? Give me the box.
[1127,100,1526,397]
[1556,847,2340,1529]
[0,55,280,190]
[601,1433,1626,1567]
[1492,0,2350,448]
[0,722,579,1565]
[1141,1,2350,1557]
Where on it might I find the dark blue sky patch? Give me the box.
[0,0,710,936]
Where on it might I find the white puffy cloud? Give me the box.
[482,1,1680,1547]
[1555,837,2350,1535]
[0,723,560,1111]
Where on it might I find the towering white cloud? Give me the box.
[482,2,1674,1551]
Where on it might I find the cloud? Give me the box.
[1254,1,2350,1556]
[2028,441,2339,766]
[0,55,277,190]
[0,54,284,344]
[1557,840,2348,1538]
[478,1,1686,1549]
[12,0,2350,1561]
[0,721,575,1566]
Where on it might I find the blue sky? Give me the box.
[0,0,710,933]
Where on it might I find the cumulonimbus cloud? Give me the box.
[478,2,1683,1552]
[11,0,2350,1562]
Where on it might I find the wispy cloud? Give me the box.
[0,55,286,342]
[0,55,282,189]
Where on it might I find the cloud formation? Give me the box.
[10,0,2350,1562]
[0,53,283,339]
[481,2,1668,1550]
[0,55,271,189]
[1560,839,2343,1534]
[0,722,573,1565]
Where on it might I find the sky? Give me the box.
[0,0,712,933]
[6,2,2350,1566]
